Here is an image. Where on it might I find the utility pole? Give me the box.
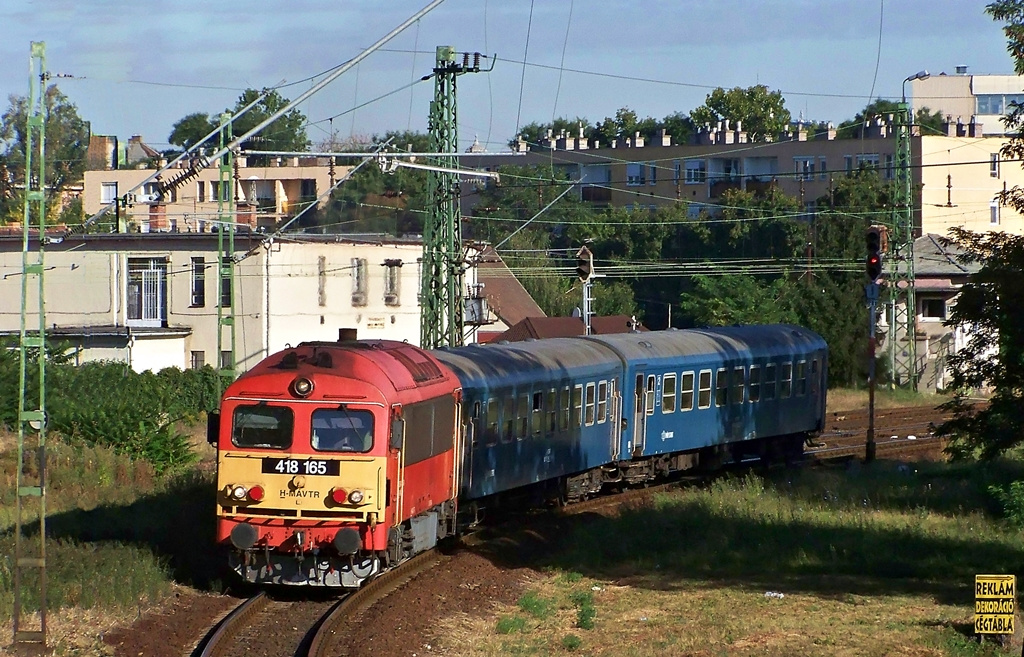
[13,40,49,652]
[888,73,926,390]
[420,47,485,349]
[216,113,237,393]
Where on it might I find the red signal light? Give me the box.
[866,254,883,282]
[248,485,265,502]
[330,488,348,504]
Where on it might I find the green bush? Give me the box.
[989,480,1024,528]
[495,615,526,634]
[561,634,582,651]
[517,590,554,619]
[569,590,596,630]
[2,340,223,472]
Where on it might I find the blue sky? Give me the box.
[0,1,1014,153]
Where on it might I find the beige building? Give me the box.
[82,156,346,233]
[910,67,1024,137]
[0,233,466,372]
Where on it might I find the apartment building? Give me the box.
[910,66,1023,137]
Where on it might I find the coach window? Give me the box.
[749,365,761,402]
[546,389,558,432]
[585,383,596,426]
[715,368,728,407]
[597,381,608,423]
[680,372,694,411]
[781,362,793,399]
[698,370,712,409]
[561,386,571,430]
[730,366,745,405]
[503,396,515,442]
[518,394,529,438]
[796,360,807,396]
[662,374,677,414]
[232,404,293,449]
[532,392,544,435]
[646,376,656,415]
[764,364,777,400]
[312,408,373,453]
[572,385,584,427]
[486,400,499,445]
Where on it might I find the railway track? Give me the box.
[195,551,445,657]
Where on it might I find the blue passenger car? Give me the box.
[435,324,827,507]
[432,338,623,501]
[585,325,827,462]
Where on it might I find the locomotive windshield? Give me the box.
[311,407,374,453]
[232,405,294,449]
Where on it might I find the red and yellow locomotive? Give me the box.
[209,340,462,587]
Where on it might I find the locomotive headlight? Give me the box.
[231,485,247,501]
[290,376,314,398]
[348,489,364,504]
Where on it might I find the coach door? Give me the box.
[633,374,655,457]
[390,404,406,524]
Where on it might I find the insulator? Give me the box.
[462,52,469,68]
[473,52,480,68]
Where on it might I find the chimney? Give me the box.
[955,65,968,75]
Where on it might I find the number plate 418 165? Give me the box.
[261,458,340,476]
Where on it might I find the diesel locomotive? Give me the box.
[210,324,827,587]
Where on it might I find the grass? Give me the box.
[432,456,1024,656]
[0,437,221,655]
[827,386,954,414]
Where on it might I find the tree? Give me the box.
[166,88,309,163]
[0,85,89,224]
[836,98,945,138]
[930,1,1024,458]
[689,85,791,142]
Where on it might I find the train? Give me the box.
[209,324,827,587]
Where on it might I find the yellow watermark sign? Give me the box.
[975,574,1016,635]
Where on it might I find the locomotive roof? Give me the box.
[231,339,458,400]
[583,324,826,365]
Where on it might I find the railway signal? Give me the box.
[576,246,594,282]
[865,225,885,282]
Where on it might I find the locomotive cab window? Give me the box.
[662,374,677,414]
[232,405,293,449]
[730,366,745,404]
[311,408,373,453]
[749,365,761,402]
[715,368,728,407]
[597,381,608,423]
[780,362,793,399]
[698,370,712,409]
[796,360,807,396]
[764,364,777,400]
[585,383,596,426]
[680,372,694,411]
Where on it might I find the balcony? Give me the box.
[581,186,612,203]
[709,179,741,198]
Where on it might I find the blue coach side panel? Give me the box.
[586,325,827,460]
[433,339,623,501]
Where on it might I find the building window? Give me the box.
[819,158,827,180]
[219,257,232,308]
[190,257,206,307]
[991,201,1001,225]
[684,159,706,184]
[221,351,233,370]
[101,182,118,204]
[673,160,681,184]
[921,298,947,320]
[626,162,645,186]
[383,259,401,306]
[190,351,205,370]
[844,155,853,174]
[991,153,1000,178]
[197,181,206,202]
[126,257,167,327]
[351,258,368,306]
[856,154,880,170]
[649,163,657,185]
[884,154,895,180]
[794,157,814,181]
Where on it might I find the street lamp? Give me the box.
[903,69,930,104]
